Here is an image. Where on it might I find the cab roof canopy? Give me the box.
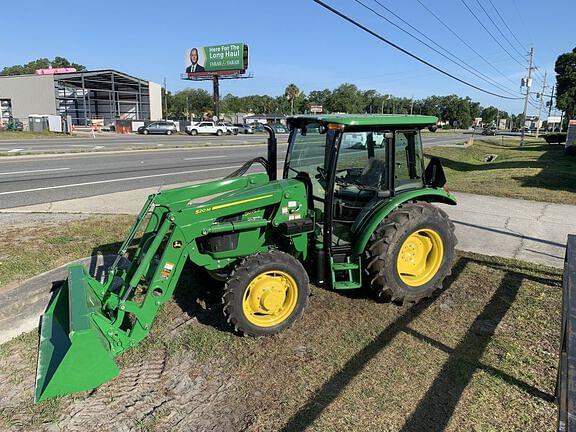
[287,114,438,129]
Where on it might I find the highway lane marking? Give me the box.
[7,149,24,153]
[0,165,244,196]
[0,167,71,176]
[184,155,227,161]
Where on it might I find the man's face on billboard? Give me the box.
[190,49,198,65]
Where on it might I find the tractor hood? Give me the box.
[188,177,305,216]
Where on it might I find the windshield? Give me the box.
[286,123,333,201]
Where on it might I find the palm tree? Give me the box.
[284,84,301,115]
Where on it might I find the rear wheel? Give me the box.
[217,129,223,136]
[364,202,456,304]
[166,130,172,135]
[223,251,310,336]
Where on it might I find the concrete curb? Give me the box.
[0,255,123,344]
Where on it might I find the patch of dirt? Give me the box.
[0,339,251,432]
[57,352,249,432]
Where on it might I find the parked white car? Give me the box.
[186,121,228,136]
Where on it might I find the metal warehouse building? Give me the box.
[0,69,162,127]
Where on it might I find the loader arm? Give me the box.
[35,172,311,402]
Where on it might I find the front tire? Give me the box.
[223,251,310,336]
[364,202,456,304]
[190,129,198,136]
[143,130,149,135]
[166,130,172,135]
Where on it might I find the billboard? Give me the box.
[185,43,247,76]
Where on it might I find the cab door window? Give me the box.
[394,130,424,192]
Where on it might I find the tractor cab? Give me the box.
[285,115,449,289]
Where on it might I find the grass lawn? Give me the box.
[0,215,133,290]
[425,138,576,205]
[0,215,562,431]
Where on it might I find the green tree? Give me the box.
[555,47,576,125]
[0,57,86,75]
[327,83,364,113]
[166,88,212,119]
[308,89,332,107]
[481,106,500,125]
[284,84,301,115]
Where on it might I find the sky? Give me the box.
[1,0,573,116]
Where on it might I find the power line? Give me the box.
[473,0,525,59]
[415,0,520,89]
[459,0,525,68]
[364,0,522,97]
[486,0,527,53]
[512,0,533,45]
[354,0,522,98]
[312,0,525,100]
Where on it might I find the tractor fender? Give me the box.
[352,189,456,255]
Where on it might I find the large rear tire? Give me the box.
[223,251,310,336]
[364,202,456,304]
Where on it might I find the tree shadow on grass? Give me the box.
[279,255,558,432]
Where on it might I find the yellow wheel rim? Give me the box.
[397,229,444,287]
[242,270,298,327]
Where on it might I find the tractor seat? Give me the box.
[359,157,386,188]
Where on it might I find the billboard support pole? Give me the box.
[213,75,220,120]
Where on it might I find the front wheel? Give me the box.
[364,202,456,304]
[166,130,172,135]
[223,251,310,336]
[143,129,149,135]
[190,129,198,136]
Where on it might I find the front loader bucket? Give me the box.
[34,265,119,403]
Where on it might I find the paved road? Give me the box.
[0,133,471,209]
[0,132,470,154]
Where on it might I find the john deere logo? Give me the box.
[172,240,183,249]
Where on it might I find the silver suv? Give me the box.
[138,121,177,135]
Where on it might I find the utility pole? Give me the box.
[520,47,534,147]
[548,85,555,118]
[535,70,547,138]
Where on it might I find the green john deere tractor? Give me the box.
[35,114,457,402]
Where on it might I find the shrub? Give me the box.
[544,133,567,144]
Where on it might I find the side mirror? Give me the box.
[424,157,447,188]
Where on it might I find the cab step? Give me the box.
[333,281,362,290]
[332,262,359,271]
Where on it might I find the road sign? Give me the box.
[548,116,562,124]
[310,105,323,114]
